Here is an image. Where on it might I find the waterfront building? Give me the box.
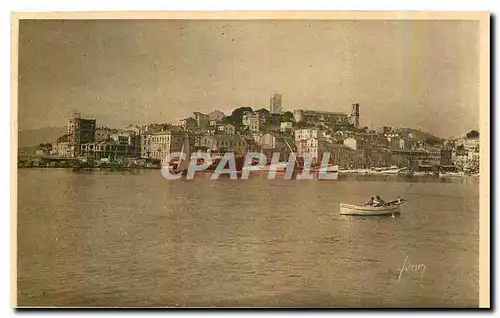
[108,130,141,157]
[139,130,190,164]
[140,134,152,158]
[317,142,364,168]
[367,147,392,168]
[151,130,188,162]
[424,146,442,166]
[467,151,480,171]
[457,136,480,152]
[390,149,429,168]
[80,141,131,161]
[390,147,444,169]
[52,133,74,158]
[67,112,96,157]
[451,147,479,172]
[340,137,391,168]
[452,149,469,170]
[440,149,453,166]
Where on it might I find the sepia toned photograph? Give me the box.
[12,11,490,308]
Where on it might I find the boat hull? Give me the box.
[339,203,401,216]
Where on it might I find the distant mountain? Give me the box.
[18,126,67,148]
[18,145,38,157]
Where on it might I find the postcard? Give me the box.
[12,11,490,308]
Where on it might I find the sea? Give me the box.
[16,168,479,307]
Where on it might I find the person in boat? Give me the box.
[365,197,375,206]
[373,195,386,207]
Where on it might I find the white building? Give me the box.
[217,123,235,135]
[294,128,322,162]
[468,151,480,168]
[295,128,320,141]
[53,142,74,158]
[280,121,293,132]
[145,131,186,163]
[343,137,358,150]
[253,133,276,149]
[457,137,479,152]
[452,150,469,169]
[242,112,260,132]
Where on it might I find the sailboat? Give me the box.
[262,138,338,179]
[168,133,191,176]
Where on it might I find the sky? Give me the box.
[18,19,480,138]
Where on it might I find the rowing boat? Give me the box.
[339,202,402,216]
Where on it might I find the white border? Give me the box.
[4,1,496,317]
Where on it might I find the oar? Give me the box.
[385,198,407,205]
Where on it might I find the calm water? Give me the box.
[17,169,479,307]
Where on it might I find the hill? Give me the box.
[18,126,67,148]
[394,128,443,143]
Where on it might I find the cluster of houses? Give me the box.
[33,95,479,173]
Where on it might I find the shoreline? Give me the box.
[17,166,480,178]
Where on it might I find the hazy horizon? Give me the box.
[18,19,480,138]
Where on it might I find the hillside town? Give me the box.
[20,93,480,176]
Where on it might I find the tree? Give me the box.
[231,107,253,121]
[38,143,52,149]
[466,130,479,139]
[223,106,253,127]
[281,111,295,122]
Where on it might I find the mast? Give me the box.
[283,137,298,166]
[176,133,190,171]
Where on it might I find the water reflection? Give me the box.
[17,169,479,307]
